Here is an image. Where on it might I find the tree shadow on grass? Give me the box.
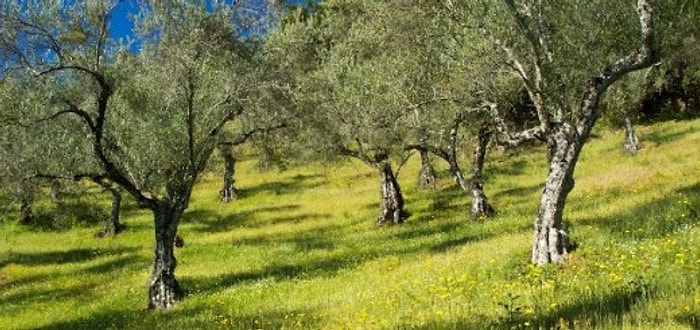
[34,306,321,330]
[488,158,531,177]
[81,254,149,274]
[180,254,356,295]
[0,250,147,290]
[181,227,470,296]
[224,220,343,253]
[490,183,542,200]
[527,286,649,329]
[404,286,649,329]
[188,204,317,233]
[675,312,700,330]
[427,231,494,253]
[238,173,326,198]
[575,183,700,239]
[423,185,469,214]
[0,283,97,317]
[0,246,139,268]
[642,124,698,146]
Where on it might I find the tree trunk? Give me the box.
[219,144,237,202]
[97,185,126,237]
[531,127,577,265]
[417,147,437,189]
[49,180,62,200]
[19,196,33,225]
[447,158,470,193]
[445,122,469,193]
[148,203,184,309]
[377,162,407,226]
[525,0,654,266]
[623,116,641,154]
[470,126,495,219]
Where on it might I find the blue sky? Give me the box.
[108,0,140,50]
[108,0,315,52]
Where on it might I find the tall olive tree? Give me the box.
[450,0,657,264]
[1,1,253,308]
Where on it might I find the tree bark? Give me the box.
[493,0,656,265]
[623,115,641,153]
[377,162,407,226]
[148,203,184,309]
[417,147,437,189]
[219,144,238,202]
[449,161,471,193]
[470,125,495,219]
[19,196,33,225]
[97,185,126,237]
[531,126,577,265]
[49,180,62,200]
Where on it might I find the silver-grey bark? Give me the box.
[378,161,406,226]
[470,124,495,219]
[489,0,656,265]
[530,0,655,265]
[417,146,437,189]
[623,116,641,153]
[219,143,238,202]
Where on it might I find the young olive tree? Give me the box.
[402,4,501,219]
[451,0,657,264]
[267,1,424,225]
[1,1,253,308]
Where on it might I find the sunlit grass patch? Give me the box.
[0,118,698,329]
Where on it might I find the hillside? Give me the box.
[0,118,698,329]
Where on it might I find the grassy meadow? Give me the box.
[1,118,699,329]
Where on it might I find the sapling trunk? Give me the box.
[623,116,641,153]
[19,196,33,225]
[97,185,126,237]
[470,125,495,219]
[377,162,407,226]
[219,144,237,202]
[418,148,437,189]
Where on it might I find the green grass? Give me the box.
[1,118,699,329]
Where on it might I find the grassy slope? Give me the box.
[0,118,698,329]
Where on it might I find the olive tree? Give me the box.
[266,1,420,225]
[450,0,657,264]
[0,1,254,308]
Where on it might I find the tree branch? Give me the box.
[35,99,95,132]
[576,0,656,137]
[485,101,544,146]
[25,172,107,183]
[219,122,287,147]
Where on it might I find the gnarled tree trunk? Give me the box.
[531,126,577,265]
[418,147,437,189]
[148,202,184,309]
[517,0,655,265]
[470,125,495,219]
[219,144,237,202]
[377,162,407,226]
